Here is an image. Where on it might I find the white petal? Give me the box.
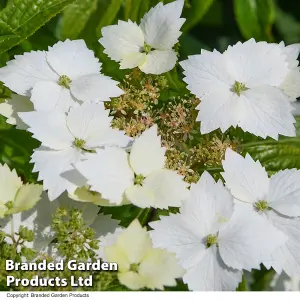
[139,50,177,74]
[120,52,147,69]
[75,148,134,205]
[264,210,300,276]
[0,164,22,209]
[19,110,73,150]
[221,148,270,204]
[182,247,242,291]
[66,103,131,148]
[129,125,165,176]
[31,81,79,112]
[149,213,207,269]
[0,95,33,130]
[139,248,184,290]
[70,74,124,103]
[98,227,124,259]
[180,171,234,236]
[115,219,152,264]
[196,90,238,134]
[197,85,295,139]
[0,51,58,96]
[268,169,300,217]
[234,86,296,139]
[99,20,144,62]
[10,184,43,214]
[32,147,83,200]
[125,169,189,209]
[118,271,146,290]
[280,68,300,101]
[46,39,101,79]
[68,186,126,207]
[281,43,300,69]
[180,51,233,97]
[140,0,185,50]
[219,206,287,271]
[0,103,12,122]
[224,40,289,87]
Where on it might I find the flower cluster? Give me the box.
[0,0,300,292]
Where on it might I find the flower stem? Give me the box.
[138,208,153,226]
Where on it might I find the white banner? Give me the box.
[1,292,300,300]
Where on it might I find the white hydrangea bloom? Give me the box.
[149,171,286,291]
[0,94,33,129]
[100,219,184,290]
[0,163,42,218]
[222,148,300,277]
[99,0,185,74]
[180,39,296,139]
[76,125,189,208]
[19,103,131,201]
[0,39,124,112]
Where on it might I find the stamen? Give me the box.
[206,234,218,248]
[232,80,249,96]
[59,75,72,89]
[134,174,145,185]
[143,43,152,54]
[254,200,270,212]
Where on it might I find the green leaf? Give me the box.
[0,0,75,54]
[124,0,143,22]
[234,0,275,41]
[236,274,248,291]
[138,0,151,21]
[241,117,300,173]
[0,52,8,67]
[57,0,98,40]
[275,5,300,44]
[180,34,210,58]
[96,0,123,38]
[0,117,39,182]
[250,265,275,291]
[182,0,215,32]
[99,205,142,227]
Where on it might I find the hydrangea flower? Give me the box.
[149,171,286,291]
[100,219,184,290]
[99,0,185,74]
[76,125,189,208]
[19,103,131,200]
[0,94,33,130]
[0,39,124,112]
[222,148,300,277]
[0,163,42,218]
[180,39,296,139]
